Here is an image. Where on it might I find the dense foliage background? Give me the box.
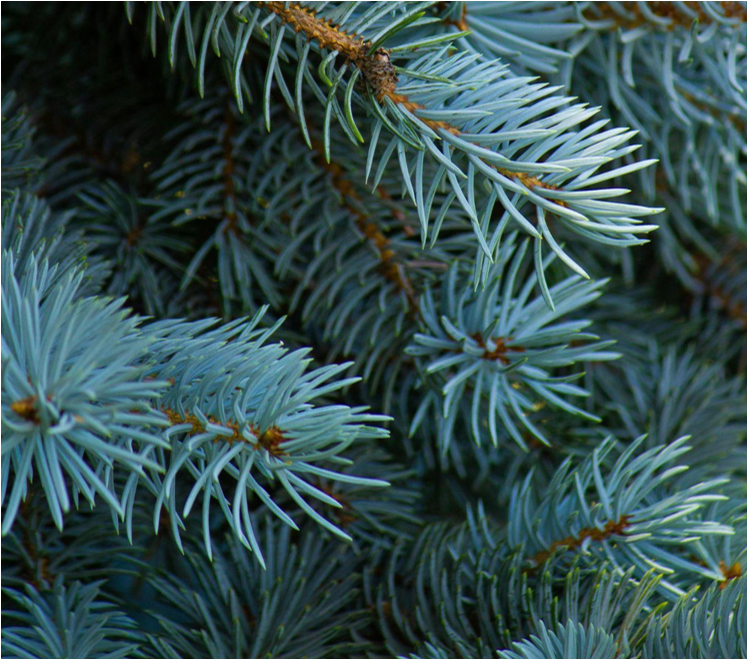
[2,2,746,658]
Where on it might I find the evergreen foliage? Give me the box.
[1,2,746,658]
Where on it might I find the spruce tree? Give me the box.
[2,2,746,658]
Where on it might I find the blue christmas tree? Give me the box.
[2,3,746,658]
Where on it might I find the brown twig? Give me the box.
[529,515,632,567]
[471,333,526,364]
[588,2,747,30]
[11,396,41,425]
[310,140,421,312]
[162,407,287,457]
[719,560,743,588]
[442,3,469,32]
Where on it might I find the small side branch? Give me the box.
[529,516,632,567]
[163,408,287,456]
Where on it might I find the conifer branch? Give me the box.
[133,1,661,283]
[510,436,733,597]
